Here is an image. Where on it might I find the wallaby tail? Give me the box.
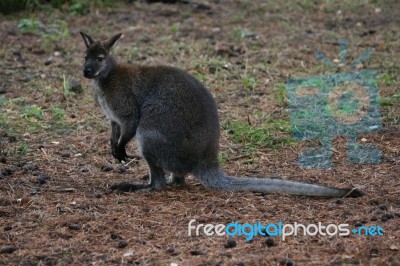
[194,169,364,198]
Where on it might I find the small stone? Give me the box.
[95,194,102,199]
[280,258,294,266]
[123,250,134,257]
[381,214,394,222]
[61,152,70,158]
[118,240,128,248]
[224,238,236,248]
[111,232,120,239]
[101,165,113,172]
[368,199,379,205]
[190,250,208,256]
[166,247,180,256]
[1,168,13,176]
[142,206,151,213]
[68,224,81,230]
[22,163,39,171]
[4,225,12,231]
[44,57,52,65]
[80,167,89,173]
[335,199,343,205]
[355,221,363,227]
[0,246,17,254]
[370,247,379,256]
[265,237,275,247]
[378,204,388,210]
[37,174,49,184]
[118,165,127,173]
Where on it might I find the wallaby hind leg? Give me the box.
[110,153,166,192]
[166,173,186,187]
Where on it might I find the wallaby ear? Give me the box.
[103,33,123,51]
[80,31,95,48]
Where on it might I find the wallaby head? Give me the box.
[80,32,122,79]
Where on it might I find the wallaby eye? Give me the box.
[97,57,104,62]
[84,56,87,61]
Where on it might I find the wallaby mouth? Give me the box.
[83,69,96,79]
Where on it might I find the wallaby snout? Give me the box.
[83,66,93,79]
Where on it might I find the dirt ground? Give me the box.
[0,0,399,265]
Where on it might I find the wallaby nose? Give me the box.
[83,68,92,78]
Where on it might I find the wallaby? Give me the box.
[80,32,363,198]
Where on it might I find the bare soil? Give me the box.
[0,0,399,265]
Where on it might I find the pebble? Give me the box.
[381,214,394,222]
[0,246,17,254]
[118,240,128,248]
[80,167,89,173]
[281,258,294,266]
[335,199,343,205]
[111,232,120,239]
[355,221,363,227]
[378,204,388,210]
[22,163,39,171]
[224,238,236,248]
[1,168,14,176]
[265,237,275,247]
[101,165,113,172]
[118,165,127,173]
[44,57,52,65]
[4,225,12,231]
[37,174,49,184]
[190,250,208,255]
[68,224,81,230]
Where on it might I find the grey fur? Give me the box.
[80,32,364,198]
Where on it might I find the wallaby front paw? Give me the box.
[112,147,128,162]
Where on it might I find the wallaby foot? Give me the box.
[109,176,167,192]
[112,146,129,162]
[111,154,168,193]
[110,182,153,192]
[166,173,186,187]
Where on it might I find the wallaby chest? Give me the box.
[93,80,121,124]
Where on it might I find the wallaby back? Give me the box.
[80,32,364,198]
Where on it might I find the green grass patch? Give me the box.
[380,97,393,107]
[223,119,294,151]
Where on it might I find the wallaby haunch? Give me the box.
[80,32,363,198]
